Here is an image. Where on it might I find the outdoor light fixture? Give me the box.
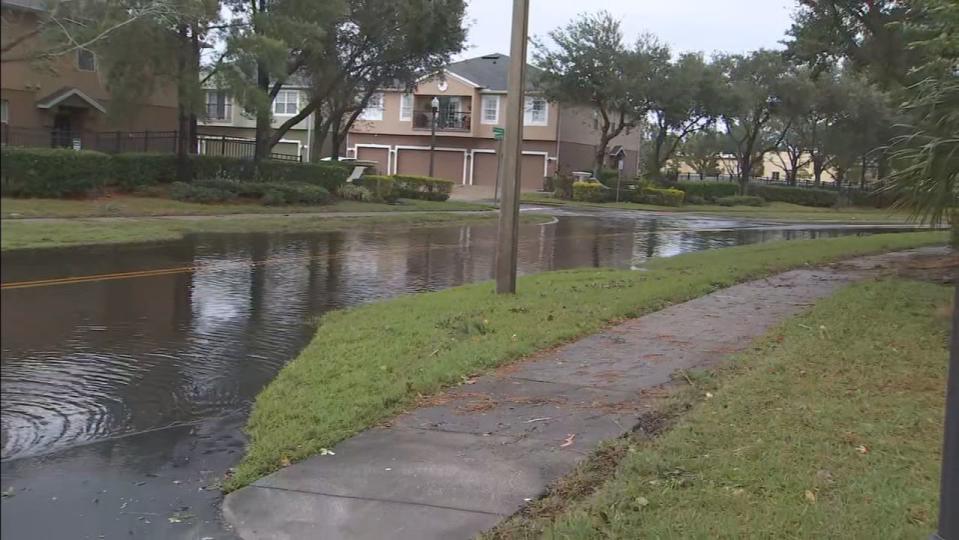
[429,97,440,177]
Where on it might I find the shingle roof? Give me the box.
[445,53,542,92]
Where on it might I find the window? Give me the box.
[771,171,781,181]
[399,93,413,121]
[0,100,7,124]
[524,96,548,126]
[273,90,299,115]
[205,91,232,121]
[77,49,96,72]
[480,95,499,124]
[359,92,384,121]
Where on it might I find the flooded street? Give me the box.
[0,208,913,539]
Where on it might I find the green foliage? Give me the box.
[678,130,723,176]
[111,153,180,190]
[677,182,739,202]
[748,184,838,207]
[391,175,453,201]
[228,232,946,490]
[635,186,685,207]
[168,181,237,204]
[551,175,574,199]
[336,184,374,202]
[354,175,399,203]
[572,181,606,202]
[0,147,113,197]
[715,195,766,207]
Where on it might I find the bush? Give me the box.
[551,175,574,199]
[572,181,605,202]
[748,184,838,207]
[256,161,349,192]
[635,186,685,207]
[596,169,619,188]
[258,182,330,206]
[169,181,236,204]
[390,175,454,201]
[686,195,706,205]
[336,184,374,202]
[677,182,739,202]
[840,188,894,208]
[0,147,114,197]
[354,175,398,203]
[715,195,766,207]
[111,153,179,190]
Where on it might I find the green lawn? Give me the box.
[522,194,915,223]
[227,231,947,491]
[504,279,949,539]
[0,212,549,251]
[0,195,491,219]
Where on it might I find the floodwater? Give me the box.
[0,208,914,539]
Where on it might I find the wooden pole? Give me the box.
[494,0,530,294]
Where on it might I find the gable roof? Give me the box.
[445,53,542,92]
[36,87,106,113]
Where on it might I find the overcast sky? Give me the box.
[457,0,797,61]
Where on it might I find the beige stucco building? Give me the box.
[346,53,642,190]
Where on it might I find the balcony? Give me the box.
[412,109,471,132]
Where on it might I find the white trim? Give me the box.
[399,93,413,122]
[415,70,482,89]
[524,96,549,127]
[352,143,393,174]
[480,95,500,125]
[273,89,300,117]
[275,138,303,159]
[36,88,107,113]
[394,145,469,184]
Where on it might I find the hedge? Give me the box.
[0,147,350,198]
[353,175,398,203]
[677,182,739,202]
[572,181,605,202]
[635,186,685,207]
[172,178,331,206]
[391,175,453,201]
[715,195,765,207]
[0,147,112,197]
[747,184,838,207]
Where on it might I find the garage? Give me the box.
[395,149,465,184]
[355,146,390,174]
[471,151,547,191]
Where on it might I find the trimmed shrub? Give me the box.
[748,184,838,207]
[550,175,575,199]
[572,181,605,202]
[635,186,685,207]
[336,184,374,202]
[0,147,114,197]
[256,161,350,192]
[391,175,454,201]
[169,181,236,204]
[354,175,398,203]
[840,189,894,208]
[715,195,766,207]
[258,182,331,206]
[111,153,179,190]
[677,182,739,202]
[686,194,707,205]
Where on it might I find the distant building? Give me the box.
[673,151,840,184]
[346,53,642,190]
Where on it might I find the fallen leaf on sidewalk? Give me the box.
[319,448,335,456]
[560,434,576,448]
[856,445,869,455]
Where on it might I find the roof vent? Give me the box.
[481,54,500,60]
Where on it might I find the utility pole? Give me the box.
[933,284,959,540]
[494,0,529,294]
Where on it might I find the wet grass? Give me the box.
[0,212,549,251]
[227,231,947,491]
[0,195,491,219]
[522,195,915,223]
[494,279,950,539]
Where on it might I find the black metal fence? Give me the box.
[1,125,301,162]
[674,172,878,192]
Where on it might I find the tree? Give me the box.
[534,12,659,175]
[643,52,722,179]
[716,50,792,192]
[678,130,722,178]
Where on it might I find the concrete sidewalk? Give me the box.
[223,247,943,540]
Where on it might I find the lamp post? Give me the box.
[429,96,439,178]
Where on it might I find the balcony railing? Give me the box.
[412,110,471,132]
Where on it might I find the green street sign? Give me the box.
[492,127,505,140]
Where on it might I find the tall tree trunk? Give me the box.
[813,156,825,186]
[175,24,191,181]
[859,155,867,189]
[330,113,345,160]
[252,0,271,162]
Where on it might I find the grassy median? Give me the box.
[499,279,949,539]
[226,231,947,490]
[522,195,915,224]
[1,195,491,219]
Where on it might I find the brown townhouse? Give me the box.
[0,0,178,146]
[346,53,642,190]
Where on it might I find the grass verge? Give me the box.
[1,212,548,251]
[493,279,949,538]
[226,231,947,491]
[522,194,914,223]
[0,195,491,219]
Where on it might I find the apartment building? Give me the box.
[346,53,642,190]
